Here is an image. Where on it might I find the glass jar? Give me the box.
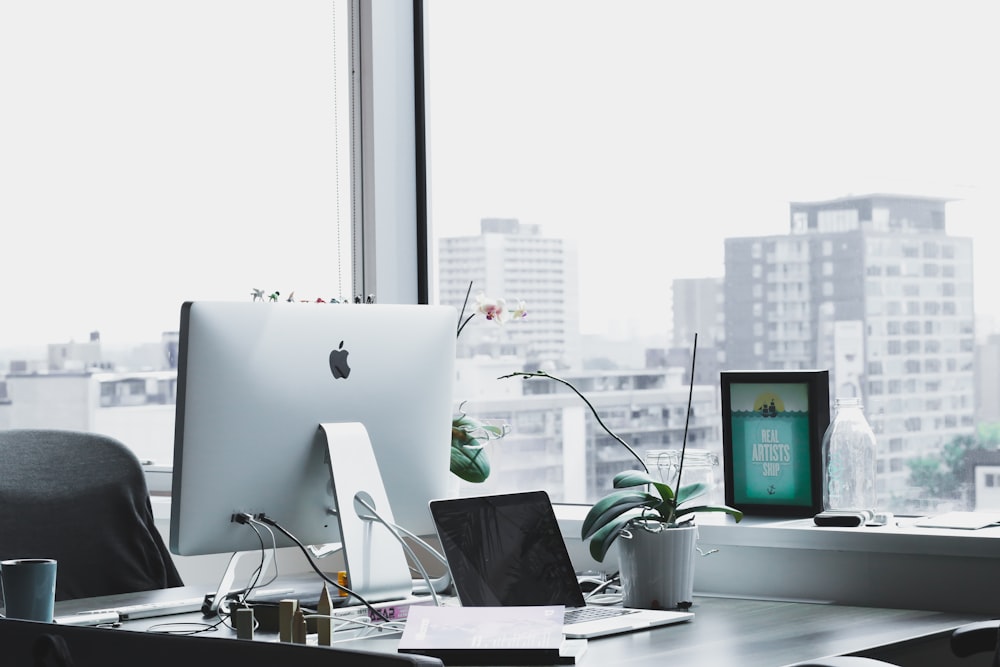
[822,397,878,513]
[645,449,719,506]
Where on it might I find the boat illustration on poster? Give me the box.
[728,383,812,505]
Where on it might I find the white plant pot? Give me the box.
[617,521,698,610]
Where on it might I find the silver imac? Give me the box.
[169,301,457,579]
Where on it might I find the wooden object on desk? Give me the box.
[317,583,333,646]
[292,607,307,644]
[235,606,255,640]
[278,598,298,643]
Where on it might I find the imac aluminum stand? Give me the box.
[205,549,277,616]
[317,421,413,603]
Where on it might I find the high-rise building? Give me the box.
[439,218,581,369]
[975,334,1000,424]
[672,277,724,350]
[670,277,725,385]
[440,219,720,503]
[723,194,976,507]
[451,365,722,504]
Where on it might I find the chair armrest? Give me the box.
[951,620,1000,659]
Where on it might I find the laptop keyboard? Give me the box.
[564,606,638,625]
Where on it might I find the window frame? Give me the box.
[353,0,429,305]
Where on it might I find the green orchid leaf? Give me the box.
[449,412,512,483]
[612,470,657,488]
[450,433,491,483]
[581,489,661,540]
[588,513,641,562]
[675,482,707,505]
[675,503,744,522]
[613,469,675,503]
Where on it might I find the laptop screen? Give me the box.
[429,491,588,608]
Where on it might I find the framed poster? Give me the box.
[720,370,830,517]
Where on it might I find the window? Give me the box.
[424,0,999,514]
[1,1,355,463]
[7,2,994,521]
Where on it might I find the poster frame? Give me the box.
[720,369,830,517]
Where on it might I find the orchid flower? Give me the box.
[474,293,527,324]
[455,281,527,336]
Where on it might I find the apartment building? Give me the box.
[439,220,720,501]
[724,194,975,507]
[452,362,722,504]
[438,218,582,370]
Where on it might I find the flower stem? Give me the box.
[498,370,648,474]
[456,280,475,337]
[668,332,698,524]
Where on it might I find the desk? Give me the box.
[53,589,990,666]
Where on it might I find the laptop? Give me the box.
[429,490,694,639]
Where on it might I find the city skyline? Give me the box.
[0,193,1000,352]
[3,1,998,349]
[5,194,995,514]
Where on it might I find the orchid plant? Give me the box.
[450,282,526,483]
[501,338,742,563]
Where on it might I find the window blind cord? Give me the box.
[330,0,345,301]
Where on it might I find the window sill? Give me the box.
[555,505,1000,614]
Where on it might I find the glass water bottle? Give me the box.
[822,397,877,513]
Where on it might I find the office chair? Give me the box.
[791,621,1000,666]
[0,429,183,601]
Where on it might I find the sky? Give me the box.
[1,0,998,349]
[0,2,354,348]
[424,0,1000,338]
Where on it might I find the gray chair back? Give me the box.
[0,429,182,601]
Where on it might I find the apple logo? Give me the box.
[329,340,351,379]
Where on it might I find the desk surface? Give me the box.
[54,587,989,667]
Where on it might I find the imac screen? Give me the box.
[169,301,457,557]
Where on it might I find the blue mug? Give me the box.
[1,558,58,622]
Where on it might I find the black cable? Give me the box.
[147,612,229,636]
[233,518,268,602]
[254,514,390,623]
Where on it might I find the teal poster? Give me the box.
[728,383,812,505]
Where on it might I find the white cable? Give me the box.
[355,497,441,607]
[256,519,280,585]
[354,501,452,594]
[303,613,407,638]
[242,517,280,599]
[384,519,449,568]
